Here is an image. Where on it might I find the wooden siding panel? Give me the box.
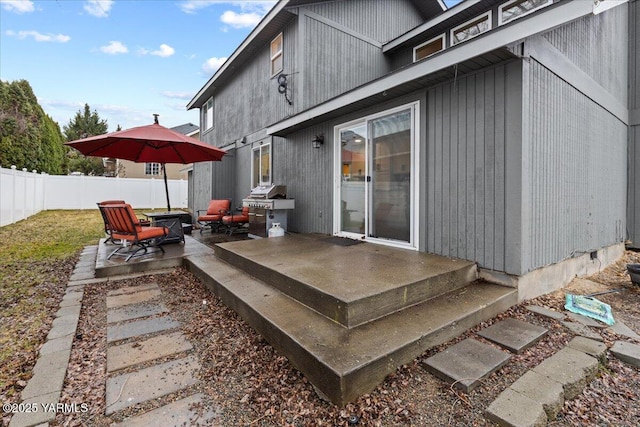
[304,0,423,44]
[527,60,626,271]
[303,16,389,110]
[542,4,628,104]
[426,64,513,271]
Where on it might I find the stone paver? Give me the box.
[477,318,548,354]
[107,301,169,324]
[608,320,640,340]
[8,391,60,427]
[107,316,181,343]
[105,356,200,415]
[21,349,70,399]
[566,336,607,362]
[106,288,162,309]
[526,305,566,320]
[422,338,510,392]
[485,388,547,427]
[560,321,603,341]
[567,312,606,328]
[107,283,159,297]
[38,334,74,356]
[610,340,640,367]
[107,331,193,372]
[509,370,564,420]
[112,393,217,427]
[531,347,598,400]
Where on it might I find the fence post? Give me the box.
[10,165,17,224]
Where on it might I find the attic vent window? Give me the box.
[413,34,445,62]
[451,11,492,45]
[499,0,552,25]
[270,33,283,76]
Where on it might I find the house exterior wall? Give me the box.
[118,161,187,180]
[425,61,522,274]
[628,0,640,247]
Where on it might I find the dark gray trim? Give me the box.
[526,36,629,124]
[301,8,383,48]
[631,109,640,126]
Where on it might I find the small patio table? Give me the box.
[143,211,189,244]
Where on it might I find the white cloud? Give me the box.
[161,91,194,100]
[100,41,128,55]
[0,0,34,14]
[6,30,70,43]
[84,0,114,18]
[151,44,175,58]
[220,10,261,28]
[202,57,227,74]
[179,1,275,19]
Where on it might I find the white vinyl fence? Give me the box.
[0,165,188,227]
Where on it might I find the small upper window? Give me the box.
[413,34,445,62]
[201,97,214,131]
[270,33,283,76]
[499,0,552,25]
[451,11,492,45]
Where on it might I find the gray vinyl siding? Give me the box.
[628,0,640,246]
[542,4,629,106]
[200,18,298,148]
[302,15,391,110]
[426,62,519,273]
[303,0,423,44]
[525,59,626,271]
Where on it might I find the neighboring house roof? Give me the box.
[170,123,199,137]
[186,0,448,111]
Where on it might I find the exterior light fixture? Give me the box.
[312,135,324,149]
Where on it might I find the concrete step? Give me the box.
[214,235,477,327]
[184,253,517,405]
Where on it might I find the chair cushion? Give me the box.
[198,214,224,222]
[206,200,230,215]
[223,214,249,224]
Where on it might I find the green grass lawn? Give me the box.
[0,210,104,399]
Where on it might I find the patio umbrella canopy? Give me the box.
[66,116,226,211]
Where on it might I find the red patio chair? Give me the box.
[197,199,231,233]
[99,203,168,262]
[222,206,249,235]
[98,200,150,243]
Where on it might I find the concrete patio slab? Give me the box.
[106,289,162,309]
[107,316,181,343]
[107,331,193,372]
[526,305,566,320]
[477,318,548,354]
[610,341,640,367]
[112,393,217,427]
[422,338,511,392]
[107,301,169,324]
[105,356,200,415]
[485,388,547,427]
[509,370,564,420]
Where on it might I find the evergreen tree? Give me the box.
[63,104,109,175]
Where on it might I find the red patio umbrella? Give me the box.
[66,116,226,211]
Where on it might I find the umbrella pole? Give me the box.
[162,163,171,211]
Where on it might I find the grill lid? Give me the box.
[248,184,286,199]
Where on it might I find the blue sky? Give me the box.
[1,0,462,133]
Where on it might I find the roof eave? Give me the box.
[187,0,291,110]
[266,0,595,136]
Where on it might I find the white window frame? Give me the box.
[413,34,446,62]
[201,97,214,131]
[270,33,283,77]
[450,11,492,45]
[145,162,161,176]
[251,141,272,188]
[498,0,553,26]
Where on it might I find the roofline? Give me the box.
[266,0,599,135]
[383,0,483,53]
[186,0,291,110]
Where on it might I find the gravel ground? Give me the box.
[21,250,640,426]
